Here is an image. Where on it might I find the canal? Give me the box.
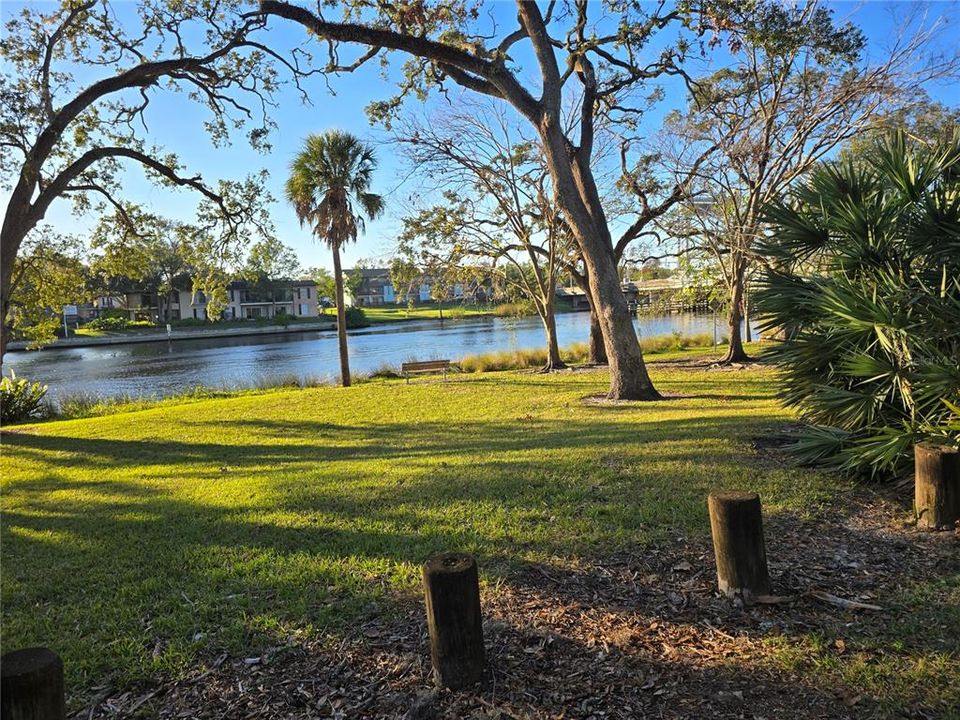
[4,311,720,400]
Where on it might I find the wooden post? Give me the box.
[708,491,771,600]
[422,552,485,689]
[1,647,65,720]
[915,443,960,530]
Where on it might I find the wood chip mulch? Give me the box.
[73,492,958,720]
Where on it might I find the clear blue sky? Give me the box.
[3,1,958,273]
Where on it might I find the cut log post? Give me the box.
[915,443,960,530]
[1,647,65,720]
[708,491,771,600]
[422,552,485,689]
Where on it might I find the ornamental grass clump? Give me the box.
[756,130,960,478]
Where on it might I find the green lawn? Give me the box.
[360,301,497,324]
[2,363,956,715]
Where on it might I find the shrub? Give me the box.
[344,307,368,328]
[1,371,48,424]
[639,331,718,354]
[756,130,960,478]
[86,316,129,331]
[172,317,209,327]
[492,301,537,317]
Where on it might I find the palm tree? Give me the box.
[285,131,383,387]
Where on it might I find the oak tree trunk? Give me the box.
[534,107,656,398]
[742,289,752,343]
[331,244,351,387]
[588,302,607,365]
[541,292,566,371]
[722,259,751,364]
[0,218,23,371]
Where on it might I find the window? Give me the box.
[306,287,311,299]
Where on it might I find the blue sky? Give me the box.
[3,1,958,273]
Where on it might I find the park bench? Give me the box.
[401,359,451,383]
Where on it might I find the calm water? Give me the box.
[4,312,718,400]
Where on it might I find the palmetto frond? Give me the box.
[757,129,960,478]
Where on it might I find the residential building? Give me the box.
[345,267,479,306]
[222,279,319,319]
[347,267,396,306]
[88,279,320,322]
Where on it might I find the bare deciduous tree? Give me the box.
[257,0,714,399]
[662,0,960,363]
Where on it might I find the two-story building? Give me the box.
[222,279,320,319]
[346,267,478,306]
[94,279,320,322]
[348,268,396,306]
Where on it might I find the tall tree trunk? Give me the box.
[332,244,351,387]
[574,273,607,365]
[580,246,656,398]
[0,222,23,373]
[588,304,606,365]
[541,288,566,371]
[537,123,656,398]
[742,289,751,342]
[722,258,751,364]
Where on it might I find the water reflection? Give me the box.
[5,312,719,400]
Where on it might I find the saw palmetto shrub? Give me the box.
[756,131,960,478]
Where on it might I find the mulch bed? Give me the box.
[74,492,958,719]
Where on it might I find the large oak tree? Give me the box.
[255,0,708,399]
[0,0,306,362]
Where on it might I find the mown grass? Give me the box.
[1,364,955,715]
[360,302,493,324]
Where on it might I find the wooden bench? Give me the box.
[401,359,451,383]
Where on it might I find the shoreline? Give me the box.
[6,321,338,351]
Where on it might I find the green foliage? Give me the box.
[8,227,88,347]
[0,370,48,424]
[492,300,537,317]
[757,130,960,477]
[86,316,130,331]
[305,266,336,301]
[344,306,368,329]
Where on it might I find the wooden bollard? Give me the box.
[1,647,65,720]
[708,491,771,600]
[915,443,960,530]
[422,552,485,689]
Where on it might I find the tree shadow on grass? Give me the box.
[4,411,954,716]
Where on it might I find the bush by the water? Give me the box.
[639,331,718,354]
[86,316,130,331]
[757,130,960,477]
[1,371,48,424]
[492,300,537,317]
[345,306,368,328]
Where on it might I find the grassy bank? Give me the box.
[72,315,335,338]
[360,302,494,324]
[2,366,956,716]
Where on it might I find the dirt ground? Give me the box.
[71,471,959,720]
